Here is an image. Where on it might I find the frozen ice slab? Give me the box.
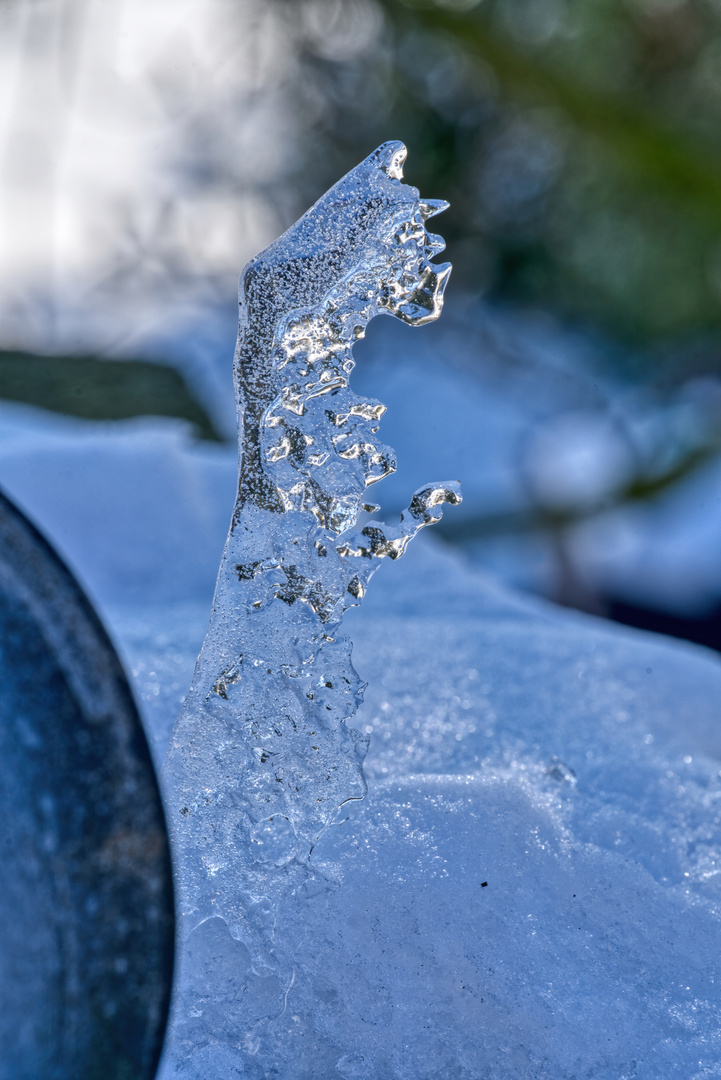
[273,767,721,1079]
[1,402,721,1075]
[159,543,721,1078]
[140,543,721,1079]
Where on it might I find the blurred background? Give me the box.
[3,0,721,649]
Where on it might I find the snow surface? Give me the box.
[3,408,721,1077]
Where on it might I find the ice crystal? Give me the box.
[162,141,459,1075]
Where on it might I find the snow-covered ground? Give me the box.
[2,403,721,1077]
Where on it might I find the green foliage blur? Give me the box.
[0,353,221,441]
[274,0,721,362]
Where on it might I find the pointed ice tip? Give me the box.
[420,199,450,221]
[373,141,407,181]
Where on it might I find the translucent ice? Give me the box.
[161,142,460,1074]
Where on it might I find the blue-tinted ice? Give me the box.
[162,142,460,1074]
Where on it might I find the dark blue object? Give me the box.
[0,489,174,1079]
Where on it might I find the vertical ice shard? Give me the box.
[162,141,460,1077]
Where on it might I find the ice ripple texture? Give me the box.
[162,142,460,1075]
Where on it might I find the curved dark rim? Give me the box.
[0,487,175,1078]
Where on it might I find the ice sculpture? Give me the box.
[162,141,460,1075]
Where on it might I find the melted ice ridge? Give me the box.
[162,142,459,1073]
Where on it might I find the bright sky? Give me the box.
[0,0,295,352]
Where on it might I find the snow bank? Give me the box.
[2,409,721,1077]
